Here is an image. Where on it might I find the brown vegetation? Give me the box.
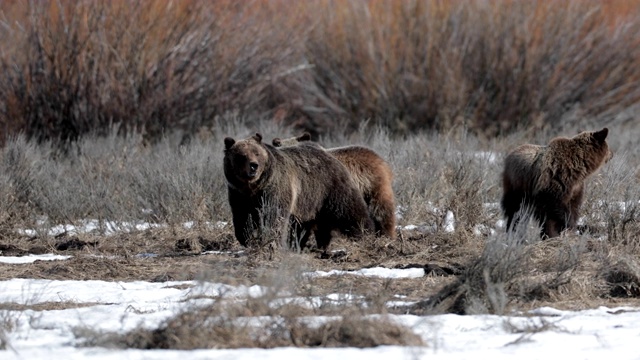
[1,1,640,146]
[76,301,424,350]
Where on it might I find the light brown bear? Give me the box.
[501,128,612,238]
[224,133,374,250]
[272,133,397,240]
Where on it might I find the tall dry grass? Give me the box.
[0,116,639,316]
[1,0,640,146]
[0,0,304,147]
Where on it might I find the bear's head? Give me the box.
[568,127,613,171]
[224,133,269,186]
[272,132,311,147]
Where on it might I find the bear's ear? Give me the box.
[272,138,282,147]
[593,128,608,143]
[252,133,263,143]
[298,132,311,142]
[224,137,235,150]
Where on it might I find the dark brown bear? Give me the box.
[224,133,374,250]
[501,128,613,238]
[272,133,396,240]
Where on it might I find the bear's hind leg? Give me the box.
[288,218,315,251]
[535,192,569,239]
[370,195,397,240]
[327,189,375,238]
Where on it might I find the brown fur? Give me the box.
[272,133,397,240]
[224,133,374,250]
[501,128,613,238]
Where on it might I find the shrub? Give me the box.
[2,1,640,145]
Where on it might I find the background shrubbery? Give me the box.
[1,0,640,147]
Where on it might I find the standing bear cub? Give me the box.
[272,133,397,240]
[224,133,374,250]
[501,128,613,238]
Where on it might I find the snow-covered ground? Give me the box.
[1,259,640,359]
[0,254,72,264]
[18,218,228,237]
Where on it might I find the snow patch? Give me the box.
[0,254,72,264]
[307,267,425,279]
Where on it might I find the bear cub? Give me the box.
[272,133,397,240]
[501,128,612,238]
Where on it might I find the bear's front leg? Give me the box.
[288,217,315,251]
[567,183,584,229]
[228,188,259,247]
[541,218,563,239]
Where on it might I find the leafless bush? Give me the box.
[0,135,46,229]
[2,1,640,145]
[290,1,640,136]
[417,219,545,315]
[0,1,304,146]
[584,153,640,248]
[0,117,249,232]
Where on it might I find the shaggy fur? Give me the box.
[224,133,374,249]
[272,133,397,240]
[501,128,613,238]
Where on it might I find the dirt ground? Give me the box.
[1,225,640,314]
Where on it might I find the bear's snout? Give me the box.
[606,149,614,163]
[247,162,259,178]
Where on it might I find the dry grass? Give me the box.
[75,306,423,350]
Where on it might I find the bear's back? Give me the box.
[503,144,546,192]
[328,146,392,192]
[268,142,353,189]
[505,144,544,172]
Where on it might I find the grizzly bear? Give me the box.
[501,128,613,238]
[272,133,397,240]
[224,133,374,250]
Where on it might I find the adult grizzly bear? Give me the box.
[272,133,396,240]
[224,133,374,250]
[501,128,613,238]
